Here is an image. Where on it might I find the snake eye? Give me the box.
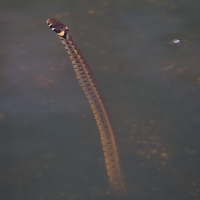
[49,24,55,29]
[48,24,61,34]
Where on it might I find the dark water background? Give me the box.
[0,0,200,199]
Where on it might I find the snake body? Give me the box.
[46,18,126,195]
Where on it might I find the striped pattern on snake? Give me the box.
[46,18,126,195]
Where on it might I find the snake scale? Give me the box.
[46,18,126,195]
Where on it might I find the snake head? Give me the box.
[46,18,69,38]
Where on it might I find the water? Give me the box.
[0,0,200,199]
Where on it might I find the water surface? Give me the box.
[0,0,200,200]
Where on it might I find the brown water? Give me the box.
[0,0,200,200]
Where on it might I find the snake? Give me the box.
[46,18,126,195]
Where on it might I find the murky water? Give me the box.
[0,0,200,200]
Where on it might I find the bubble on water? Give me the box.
[163,34,187,49]
[169,38,186,45]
